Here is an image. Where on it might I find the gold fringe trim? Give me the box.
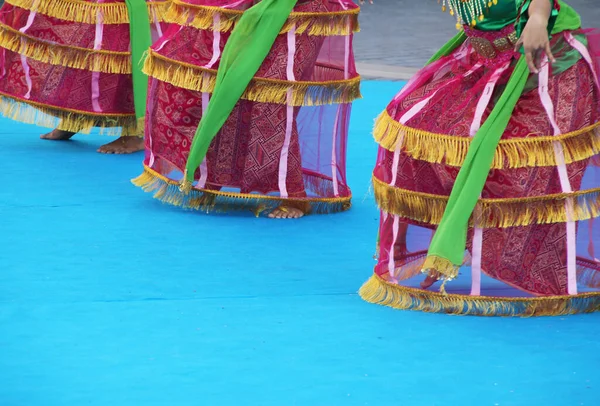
[136,116,146,135]
[143,50,362,107]
[165,0,359,36]
[358,274,600,317]
[421,255,459,283]
[5,0,169,25]
[374,110,600,169]
[0,91,140,136]
[373,176,600,228]
[132,165,352,215]
[0,22,131,74]
[385,250,463,291]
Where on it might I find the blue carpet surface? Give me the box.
[0,81,599,406]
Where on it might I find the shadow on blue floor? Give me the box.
[1,81,599,406]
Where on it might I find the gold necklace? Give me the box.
[439,0,499,30]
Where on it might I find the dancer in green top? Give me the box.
[360,0,600,316]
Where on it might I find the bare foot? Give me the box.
[40,129,76,140]
[420,271,441,290]
[268,206,305,219]
[98,136,144,154]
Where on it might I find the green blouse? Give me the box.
[457,0,560,32]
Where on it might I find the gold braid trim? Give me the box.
[374,110,600,169]
[143,50,362,107]
[5,0,168,25]
[0,92,140,136]
[359,274,600,317]
[132,165,352,216]
[0,22,132,74]
[165,0,360,36]
[373,176,600,228]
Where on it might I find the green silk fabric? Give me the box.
[124,0,153,123]
[424,1,583,278]
[515,0,562,35]
[182,0,298,185]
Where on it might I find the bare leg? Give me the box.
[421,271,441,290]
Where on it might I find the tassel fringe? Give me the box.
[165,0,360,36]
[358,274,600,317]
[143,50,362,107]
[374,110,600,169]
[421,255,460,282]
[5,0,169,25]
[373,176,600,228]
[132,165,352,216]
[0,23,132,74]
[0,92,140,136]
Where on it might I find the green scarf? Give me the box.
[125,0,153,128]
[180,0,298,191]
[422,0,582,281]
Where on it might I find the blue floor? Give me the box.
[1,81,599,406]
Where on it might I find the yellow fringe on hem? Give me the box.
[143,51,362,107]
[132,165,352,215]
[165,0,360,36]
[358,274,600,317]
[374,110,600,169]
[0,92,140,136]
[6,0,169,25]
[421,255,460,283]
[0,23,132,74]
[373,176,600,228]
[143,50,362,106]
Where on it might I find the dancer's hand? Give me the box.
[514,1,555,74]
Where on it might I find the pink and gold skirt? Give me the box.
[133,0,361,215]
[361,25,600,316]
[0,0,167,135]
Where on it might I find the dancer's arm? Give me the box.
[514,0,556,73]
